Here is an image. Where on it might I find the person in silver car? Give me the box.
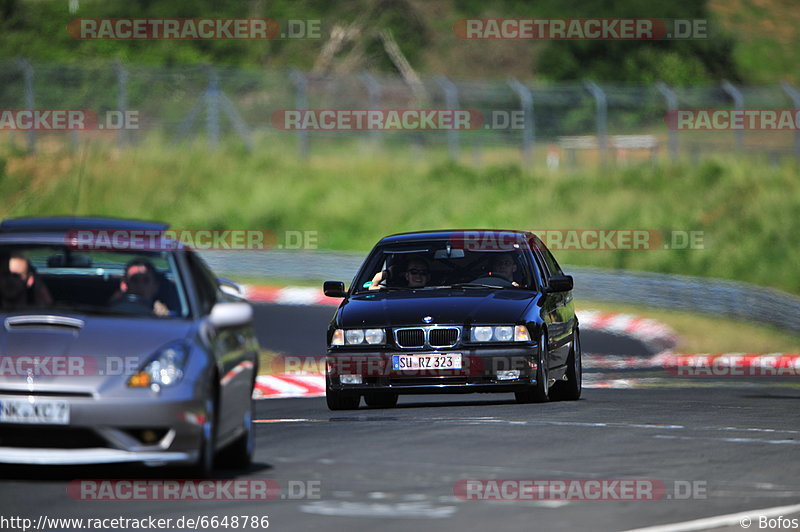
[109,259,170,317]
[1,252,53,309]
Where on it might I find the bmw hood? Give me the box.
[338,289,538,327]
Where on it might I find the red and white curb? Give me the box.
[245,285,335,306]
[252,373,647,399]
[576,310,678,355]
[254,374,325,399]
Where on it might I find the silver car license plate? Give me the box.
[0,398,70,425]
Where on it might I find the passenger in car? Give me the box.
[109,259,170,316]
[404,257,431,288]
[368,256,432,289]
[0,252,53,309]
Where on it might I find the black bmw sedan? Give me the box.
[322,230,581,410]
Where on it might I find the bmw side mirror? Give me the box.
[545,275,573,293]
[323,281,347,298]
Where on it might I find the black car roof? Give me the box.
[0,217,169,234]
[377,229,535,245]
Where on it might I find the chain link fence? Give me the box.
[200,249,800,335]
[3,59,799,164]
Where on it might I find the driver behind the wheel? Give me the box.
[110,260,169,317]
[483,253,520,287]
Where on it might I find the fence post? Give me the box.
[359,71,382,146]
[721,80,743,153]
[781,81,800,162]
[289,68,309,159]
[584,80,608,162]
[508,77,535,169]
[436,75,459,160]
[114,61,128,148]
[218,92,253,152]
[655,81,679,161]
[205,67,220,148]
[15,58,35,153]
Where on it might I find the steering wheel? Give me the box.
[110,293,153,314]
[471,274,514,287]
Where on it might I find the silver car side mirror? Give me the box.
[209,302,253,328]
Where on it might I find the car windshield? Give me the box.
[0,244,189,318]
[352,239,535,293]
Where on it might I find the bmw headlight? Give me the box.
[345,329,365,345]
[471,326,493,342]
[470,325,531,342]
[331,328,386,346]
[364,329,385,344]
[494,326,514,342]
[128,343,189,389]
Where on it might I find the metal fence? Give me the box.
[3,59,800,164]
[200,249,800,335]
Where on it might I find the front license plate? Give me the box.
[392,353,462,370]
[0,398,70,425]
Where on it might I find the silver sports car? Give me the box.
[0,217,259,475]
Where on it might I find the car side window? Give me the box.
[185,252,218,315]
[533,250,551,282]
[522,251,544,290]
[541,247,563,277]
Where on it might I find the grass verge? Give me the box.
[3,135,799,294]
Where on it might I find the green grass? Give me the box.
[2,133,800,296]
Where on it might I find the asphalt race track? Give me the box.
[1,303,799,531]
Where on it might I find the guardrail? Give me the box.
[199,250,800,335]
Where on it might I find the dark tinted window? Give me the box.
[0,244,189,318]
[185,251,218,314]
[353,239,535,292]
[540,246,563,278]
